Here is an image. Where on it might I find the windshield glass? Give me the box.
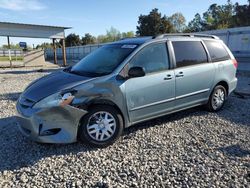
[70,44,138,77]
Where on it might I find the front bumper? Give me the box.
[16,104,87,144]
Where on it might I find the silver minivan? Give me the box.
[16,34,238,147]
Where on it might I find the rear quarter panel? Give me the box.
[213,60,237,94]
[206,40,237,96]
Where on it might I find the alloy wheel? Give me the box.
[86,111,116,142]
[212,88,225,110]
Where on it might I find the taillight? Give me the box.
[232,59,238,69]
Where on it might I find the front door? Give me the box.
[124,42,175,123]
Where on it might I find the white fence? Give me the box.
[0,49,23,57]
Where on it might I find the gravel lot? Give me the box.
[0,68,249,187]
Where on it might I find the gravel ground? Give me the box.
[0,68,249,187]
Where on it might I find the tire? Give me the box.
[205,85,227,112]
[78,105,124,147]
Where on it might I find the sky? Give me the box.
[0,0,248,47]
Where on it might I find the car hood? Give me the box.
[23,70,96,102]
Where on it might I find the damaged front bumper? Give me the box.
[16,103,87,144]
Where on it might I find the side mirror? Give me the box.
[128,67,145,78]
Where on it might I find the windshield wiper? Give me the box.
[63,66,72,73]
[69,70,84,76]
[65,67,109,77]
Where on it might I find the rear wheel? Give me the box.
[206,85,227,112]
[78,105,124,147]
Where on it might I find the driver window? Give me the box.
[129,43,169,74]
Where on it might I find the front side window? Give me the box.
[204,40,230,62]
[71,44,137,77]
[172,41,208,68]
[129,43,169,74]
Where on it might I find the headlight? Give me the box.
[33,92,75,109]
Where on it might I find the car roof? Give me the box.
[111,34,220,46]
[112,36,152,45]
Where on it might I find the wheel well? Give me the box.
[216,81,229,95]
[77,100,125,140]
[86,100,124,123]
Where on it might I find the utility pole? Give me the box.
[7,36,12,68]
[52,38,57,64]
[62,37,67,67]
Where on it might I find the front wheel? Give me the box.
[78,105,124,147]
[205,85,227,112]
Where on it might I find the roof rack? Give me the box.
[153,33,219,40]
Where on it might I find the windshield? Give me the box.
[70,44,138,77]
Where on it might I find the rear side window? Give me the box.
[204,40,230,62]
[172,41,208,68]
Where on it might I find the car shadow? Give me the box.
[216,94,250,127]
[0,116,98,172]
[0,96,249,172]
[0,92,21,101]
[125,96,250,136]
[0,68,62,75]
[0,107,201,172]
[217,144,250,157]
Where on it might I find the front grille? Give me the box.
[19,96,36,108]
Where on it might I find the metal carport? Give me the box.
[0,21,71,67]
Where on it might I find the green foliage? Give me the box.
[65,33,82,47]
[81,33,96,45]
[121,31,135,38]
[202,1,234,30]
[61,28,134,46]
[96,27,135,43]
[187,0,250,32]
[36,0,250,48]
[36,42,53,49]
[232,1,250,27]
[106,27,121,42]
[1,43,22,49]
[186,13,204,32]
[168,13,186,33]
[136,8,174,36]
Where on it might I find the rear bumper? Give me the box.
[16,105,87,144]
[229,77,238,95]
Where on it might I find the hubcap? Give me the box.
[86,111,116,141]
[212,88,225,110]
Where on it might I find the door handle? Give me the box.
[176,72,184,77]
[164,74,173,80]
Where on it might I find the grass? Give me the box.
[0,56,24,61]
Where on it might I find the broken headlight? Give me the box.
[33,92,75,109]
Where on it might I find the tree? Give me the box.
[168,13,186,32]
[232,1,250,27]
[81,33,96,45]
[36,43,52,49]
[106,27,121,42]
[202,1,234,30]
[2,43,22,49]
[96,27,125,43]
[96,35,108,43]
[64,33,81,47]
[121,31,135,38]
[136,8,174,36]
[186,0,238,31]
[186,13,204,32]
